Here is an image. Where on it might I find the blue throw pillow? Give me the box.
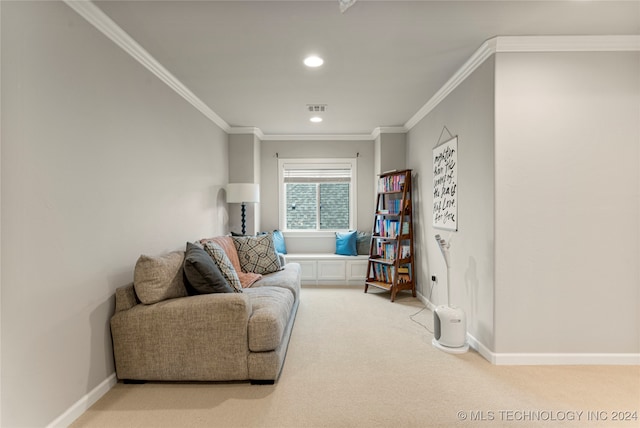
[335,230,357,256]
[272,230,287,254]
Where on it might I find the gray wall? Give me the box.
[1,2,228,426]
[406,57,496,350]
[494,51,640,354]
[260,140,375,253]
[228,134,260,235]
[376,132,407,176]
[407,50,640,358]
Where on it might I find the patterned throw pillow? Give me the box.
[232,233,282,275]
[202,241,243,293]
[200,236,262,288]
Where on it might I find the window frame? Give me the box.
[278,158,358,233]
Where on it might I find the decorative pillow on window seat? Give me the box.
[335,230,358,256]
[356,231,372,255]
[232,232,282,275]
[272,230,287,254]
[200,236,262,288]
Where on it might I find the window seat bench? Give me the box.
[282,254,369,285]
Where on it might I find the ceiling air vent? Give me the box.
[307,104,328,113]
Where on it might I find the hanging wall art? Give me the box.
[432,136,458,231]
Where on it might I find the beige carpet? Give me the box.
[72,286,640,428]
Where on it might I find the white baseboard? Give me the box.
[415,304,640,366]
[466,333,640,365]
[465,333,494,362]
[47,373,117,428]
[416,290,436,311]
[492,352,640,365]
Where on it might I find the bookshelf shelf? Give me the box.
[365,169,416,302]
[365,281,392,291]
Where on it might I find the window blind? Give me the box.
[283,166,352,183]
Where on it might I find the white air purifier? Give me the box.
[433,305,467,349]
[432,235,469,354]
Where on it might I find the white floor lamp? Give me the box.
[226,183,260,235]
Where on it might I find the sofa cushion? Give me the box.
[183,242,234,294]
[245,287,294,352]
[233,233,282,275]
[201,236,262,288]
[202,241,243,293]
[133,251,187,304]
[251,262,301,301]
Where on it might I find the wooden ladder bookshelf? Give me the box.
[365,169,416,302]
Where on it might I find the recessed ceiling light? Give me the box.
[304,55,324,68]
[310,116,323,123]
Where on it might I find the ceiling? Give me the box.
[91,0,640,137]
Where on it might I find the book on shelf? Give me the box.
[398,273,411,283]
[374,244,411,261]
[397,265,411,283]
[370,264,396,283]
[378,174,406,193]
[374,242,397,260]
[377,198,411,215]
[399,245,411,259]
[376,218,401,238]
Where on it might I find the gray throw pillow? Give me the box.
[357,231,372,255]
[133,251,187,304]
[184,242,233,294]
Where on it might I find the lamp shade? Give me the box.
[226,183,260,204]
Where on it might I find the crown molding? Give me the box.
[260,133,375,141]
[404,35,640,131]
[63,0,231,133]
[494,35,640,53]
[228,126,408,141]
[228,127,265,140]
[371,126,408,139]
[404,38,496,130]
[63,5,639,140]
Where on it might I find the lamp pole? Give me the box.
[240,202,247,235]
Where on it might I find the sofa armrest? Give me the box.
[111,293,253,381]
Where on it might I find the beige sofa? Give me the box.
[110,236,301,385]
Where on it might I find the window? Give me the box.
[278,158,357,231]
